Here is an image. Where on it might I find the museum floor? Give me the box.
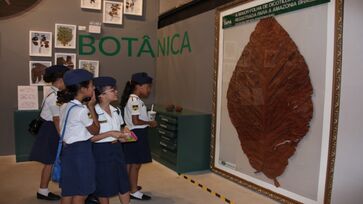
[0,156,276,204]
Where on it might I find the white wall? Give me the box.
[331,0,363,203]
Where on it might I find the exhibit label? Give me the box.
[78,31,192,57]
[223,0,330,28]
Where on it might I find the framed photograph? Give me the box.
[54,53,76,69]
[29,31,52,57]
[81,0,102,10]
[29,61,52,86]
[211,0,343,204]
[103,1,123,25]
[78,60,99,77]
[55,24,77,49]
[124,0,143,16]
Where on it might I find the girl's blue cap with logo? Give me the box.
[45,65,69,76]
[63,69,93,86]
[94,76,116,89]
[131,72,153,84]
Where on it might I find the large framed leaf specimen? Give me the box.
[211,0,343,203]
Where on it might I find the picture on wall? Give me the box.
[55,53,76,69]
[29,61,52,86]
[103,1,123,25]
[55,24,76,49]
[124,0,143,16]
[212,0,343,204]
[78,60,99,77]
[81,0,102,10]
[29,31,52,57]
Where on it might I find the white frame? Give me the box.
[78,60,99,77]
[29,31,52,57]
[123,0,143,16]
[29,61,52,86]
[81,0,102,10]
[54,53,77,69]
[55,23,77,49]
[103,1,123,25]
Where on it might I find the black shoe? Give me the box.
[137,185,142,191]
[130,192,151,200]
[37,192,61,201]
[85,195,100,204]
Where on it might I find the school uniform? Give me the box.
[92,104,130,197]
[123,94,152,164]
[59,99,96,197]
[29,86,60,164]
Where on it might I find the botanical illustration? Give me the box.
[29,61,52,86]
[79,60,99,77]
[81,0,102,10]
[227,17,313,187]
[124,0,143,16]
[55,24,76,49]
[103,1,123,25]
[54,53,76,69]
[29,31,52,57]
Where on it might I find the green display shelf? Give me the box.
[148,105,211,173]
[13,110,39,162]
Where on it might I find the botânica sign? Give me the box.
[79,31,192,57]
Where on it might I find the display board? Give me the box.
[211,0,343,203]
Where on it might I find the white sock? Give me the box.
[38,188,49,196]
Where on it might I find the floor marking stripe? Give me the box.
[180,174,235,204]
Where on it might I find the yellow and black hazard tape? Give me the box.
[180,174,235,204]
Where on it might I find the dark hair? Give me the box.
[43,72,65,83]
[119,80,138,109]
[57,80,91,105]
[95,85,116,103]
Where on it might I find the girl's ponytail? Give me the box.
[120,80,136,109]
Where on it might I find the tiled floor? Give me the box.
[0,156,277,204]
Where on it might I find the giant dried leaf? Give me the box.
[227,17,313,187]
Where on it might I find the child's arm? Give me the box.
[90,131,126,142]
[132,115,157,127]
[52,116,61,134]
[86,92,100,135]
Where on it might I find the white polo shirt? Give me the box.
[61,99,93,144]
[124,94,149,130]
[40,86,60,121]
[95,104,124,143]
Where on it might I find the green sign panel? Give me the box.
[223,0,330,29]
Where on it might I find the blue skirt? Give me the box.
[60,140,95,197]
[29,120,59,164]
[93,142,130,197]
[122,127,152,164]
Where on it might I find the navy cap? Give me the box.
[44,65,69,77]
[131,72,153,84]
[94,76,116,90]
[63,69,93,86]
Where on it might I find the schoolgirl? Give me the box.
[91,76,131,204]
[29,65,69,201]
[120,72,157,200]
[57,69,100,204]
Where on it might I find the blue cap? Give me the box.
[63,69,93,86]
[131,72,153,84]
[44,65,69,77]
[94,76,116,90]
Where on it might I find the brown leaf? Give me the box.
[227,17,313,187]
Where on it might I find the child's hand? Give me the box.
[110,131,123,139]
[87,91,97,107]
[149,120,158,128]
[117,132,130,142]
